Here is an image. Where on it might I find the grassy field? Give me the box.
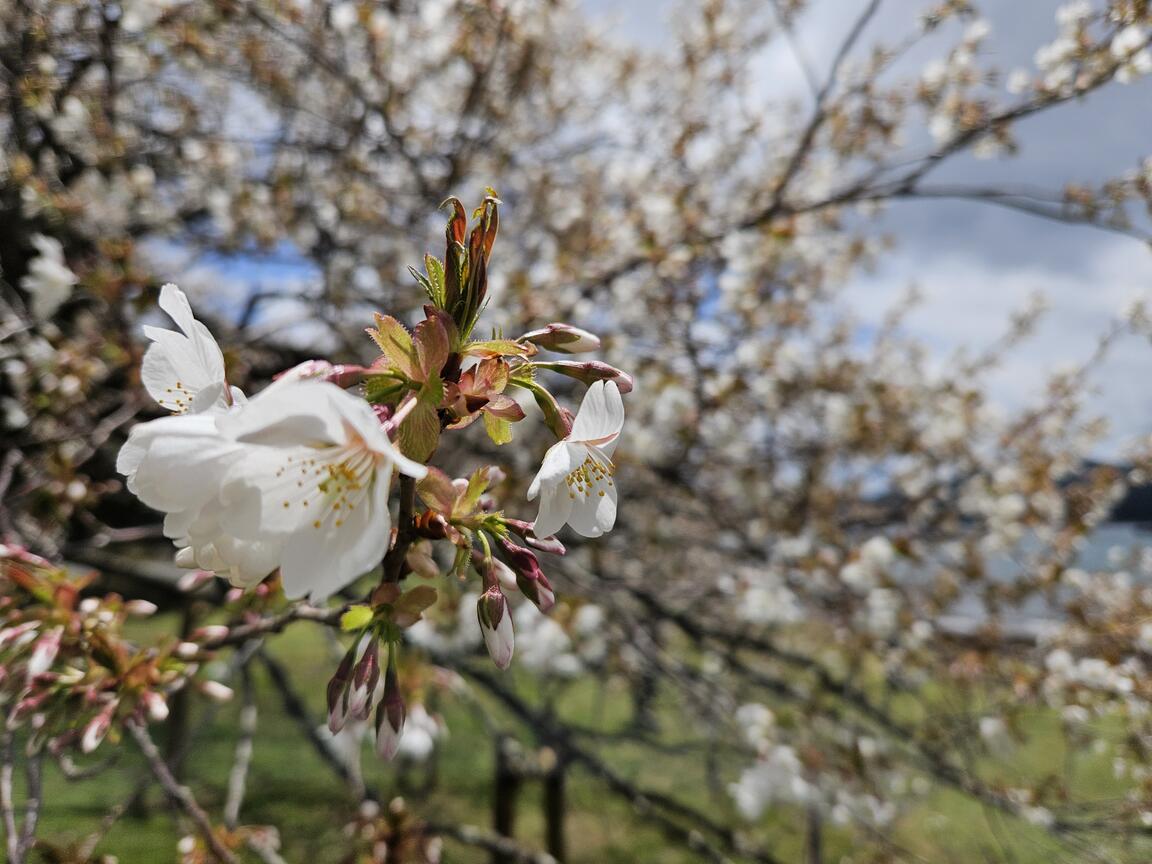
[14,614,1139,864]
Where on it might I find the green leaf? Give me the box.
[453,466,491,519]
[483,411,513,445]
[398,399,441,462]
[340,605,374,632]
[424,254,446,306]
[368,314,421,379]
[464,339,533,360]
[362,373,409,404]
[392,585,439,627]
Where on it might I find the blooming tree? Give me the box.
[5,1,1152,862]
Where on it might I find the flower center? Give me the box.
[158,380,195,414]
[274,445,377,529]
[564,451,615,500]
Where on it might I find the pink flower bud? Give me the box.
[26,626,62,680]
[140,691,170,723]
[375,657,405,761]
[191,624,230,642]
[199,680,234,703]
[519,323,602,354]
[347,640,381,722]
[176,570,214,593]
[81,701,117,754]
[275,360,369,388]
[532,360,634,394]
[175,641,200,659]
[0,621,39,651]
[124,600,159,617]
[500,540,556,613]
[503,519,566,556]
[477,586,515,670]
[326,643,358,734]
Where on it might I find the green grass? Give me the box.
[14,614,1145,863]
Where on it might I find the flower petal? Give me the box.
[569,380,624,443]
[531,481,574,539]
[567,482,617,538]
[527,442,579,500]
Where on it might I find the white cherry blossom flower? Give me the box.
[527,380,624,538]
[142,283,242,415]
[119,378,427,598]
[21,234,77,320]
[211,380,428,598]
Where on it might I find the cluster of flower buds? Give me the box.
[0,545,189,754]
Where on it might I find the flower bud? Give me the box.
[326,643,358,734]
[532,360,634,394]
[176,570,214,592]
[140,691,170,723]
[503,519,566,556]
[477,586,515,670]
[191,624,230,642]
[500,540,556,613]
[347,639,381,722]
[124,600,159,617]
[519,323,602,354]
[0,621,39,651]
[26,626,61,680]
[81,701,117,753]
[375,655,405,761]
[275,360,368,388]
[199,680,234,703]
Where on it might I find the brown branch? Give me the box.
[125,720,240,864]
[427,820,559,864]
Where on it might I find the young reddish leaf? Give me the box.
[414,315,450,381]
[417,467,458,512]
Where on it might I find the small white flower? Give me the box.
[21,234,77,320]
[528,380,624,538]
[1112,25,1147,59]
[142,283,241,415]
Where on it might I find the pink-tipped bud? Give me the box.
[326,643,358,734]
[347,639,381,722]
[500,540,556,613]
[26,626,61,680]
[477,586,515,670]
[275,360,369,388]
[406,540,440,580]
[532,360,634,394]
[176,570,214,593]
[375,658,405,761]
[140,691,170,723]
[199,680,234,703]
[504,519,566,556]
[81,701,117,754]
[520,323,602,354]
[0,621,40,651]
[124,600,159,617]
[191,624,230,642]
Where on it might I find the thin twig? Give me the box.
[126,720,240,864]
[223,659,258,829]
[18,749,41,859]
[1,727,21,864]
[427,821,559,864]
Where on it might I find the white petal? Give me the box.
[121,415,240,513]
[157,283,197,336]
[527,442,580,501]
[568,482,617,538]
[531,482,574,539]
[141,285,226,413]
[218,380,352,447]
[279,465,388,600]
[569,381,624,443]
[480,606,515,670]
